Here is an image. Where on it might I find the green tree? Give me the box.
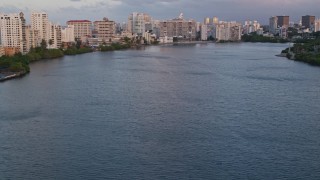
[49,39,54,46]
[41,39,47,50]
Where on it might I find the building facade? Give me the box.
[269,16,278,34]
[25,25,41,51]
[315,19,320,32]
[159,15,197,40]
[67,20,92,39]
[48,23,61,49]
[31,12,49,42]
[0,12,27,54]
[201,24,208,40]
[243,20,261,34]
[216,21,242,41]
[302,15,315,29]
[204,17,210,25]
[127,12,150,35]
[277,16,289,28]
[61,25,75,43]
[93,18,115,42]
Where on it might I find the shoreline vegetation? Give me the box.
[2,34,319,82]
[242,33,289,43]
[0,41,132,82]
[280,39,320,66]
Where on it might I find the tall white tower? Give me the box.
[31,12,49,42]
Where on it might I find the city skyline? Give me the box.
[0,0,319,24]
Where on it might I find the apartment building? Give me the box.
[215,21,242,41]
[0,12,27,54]
[61,25,75,43]
[67,20,92,39]
[159,14,197,40]
[31,12,49,42]
[93,18,115,42]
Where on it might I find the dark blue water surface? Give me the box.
[1,43,320,179]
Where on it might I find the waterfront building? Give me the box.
[315,19,320,32]
[127,12,151,35]
[31,12,49,42]
[201,24,208,40]
[269,16,278,34]
[277,16,289,28]
[0,46,4,57]
[67,20,92,39]
[151,20,161,38]
[48,23,62,49]
[143,30,157,44]
[25,25,41,51]
[243,20,261,34]
[61,25,75,43]
[302,15,315,29]
[278,27,287,38]
[159,13,197,40]
[215,21,242,41]
[159,36,173,43]
[93,17,115,43]
[0,12,27,54]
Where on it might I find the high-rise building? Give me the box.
[31,12,49,42]
[204,17,210,25]
[127,12,150,35]
[201,24,208,40]
[67,20,92,39]
[25,25,41,51]
[302,15,315,29]
[269,16,278,34]
[215,21,242,41]
[61,25,75,43]
[244,20,261,34]
[0,12,27,54]
[48,23,61,49]
[277,16,289,27]
[159,14,197,40]
[213,17,219,25]
[315,19,320,32]
[93,17,115,42]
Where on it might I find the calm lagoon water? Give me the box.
[1,43,320,179]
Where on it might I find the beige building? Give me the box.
[315,19,320,32]
[127,12,151,34]
[244,20,261,34]
[48,23,62,49]
[61,25,75,43]
[93,18,115,42]
[25,25,41,51]
[67,20,92,39]
[31,12,49,42]
[159,14,197,40]
[0,12,27,54]
[216,21,242,41]
[0,46,4,57]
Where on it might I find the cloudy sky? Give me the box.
[0,0,319,25]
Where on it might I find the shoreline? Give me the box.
[0,71,28,82]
